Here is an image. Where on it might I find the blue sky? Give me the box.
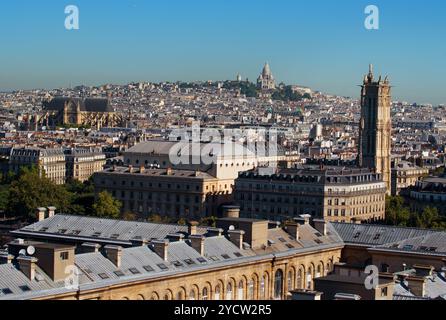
[0,0,445,104]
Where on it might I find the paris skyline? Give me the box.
[1,0,445,105]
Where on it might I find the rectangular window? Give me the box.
[60,252,69,260]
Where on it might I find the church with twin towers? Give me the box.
[359,64,392,195]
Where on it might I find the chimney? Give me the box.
[152,240,169,261]
[130,238,149,247]
[47,206,57,218]
[228,230,245,250]
[207,228,224,237]
[285,222,300,240]
[268,221,281,229]
[0,253,14,264]
[104,245,123,268]
[407,276,427,297]
[139,165,145,173]
[166,167,173,175]
[413,265,434,277]
[36,207,47,222]
[222,206,240,218]
[313,219,327,236]
[294,215,311,226]
[128,165,133,173]
[17,256,38,280]
[166,233,185,242]
[81,242,101,253]
[188,221,199,236]
[190,235,205,256]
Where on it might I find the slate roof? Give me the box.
[373,232,446,257]
[331,222,439,247]
[13,215,209,246]
[393,272,446,300]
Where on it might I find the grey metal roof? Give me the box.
[0,264,60,300]
[332,222,439,247]
[374,232,446,257]
[14,215,208,245]
[393,273,446,300]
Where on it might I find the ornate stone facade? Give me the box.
[35,97,123,130]
[359,65,392,195]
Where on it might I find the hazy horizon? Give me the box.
[1,0,445,105]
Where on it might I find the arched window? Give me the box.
[214,285,221,300]
[297,269,303,289]
[274,270,284,300]
[260,276,266,299]
[248,280,254,300]
[226,283,233,300]
[316,265,322,278]
[237,281,244,300]
[202,288,208,300]
[288,270,294,291]
[177,291,184,300]
[306,270,312,289]
[189,290,196,301]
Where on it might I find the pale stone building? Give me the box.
[234,167,386,223]
[65,148,106,183]
[9,147,66,185]
[391,160,429,196]
[5,213,343,300]
[359,65,392,195]
[93,166,233,218]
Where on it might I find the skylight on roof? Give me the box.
[157,263,168,270]
[143,265,154,272]
[173,261,184,267]
[98,273,110,279]
[221,254,231,260]
[197,257,207,264]
[184,259,196,265]
[114,271,125,277]
[1,288,13,295]
[129,268,141,275]
[19,285,31,292]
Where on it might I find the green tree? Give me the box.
[92,191,122,219]
[7,166,71,219]
[417,207,440,229]
[385,196,410,226]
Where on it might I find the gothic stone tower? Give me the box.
[359,65,392,195]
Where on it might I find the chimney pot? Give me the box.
[166,233,185,242]
[228,230,245,250]
[130,238,149,247]
[286,222,300,240]
[81,242,101,253]
[189,235,205,256]
[17,256,38,280]
[407,276,427,297]
[104,245,123,268]
[47,206,57,218]
[152,240,169,261]
[206,228,224,237]
[36,207,47,222]
[313,219,328,236]
[187,221,199,236]
[0,253,14,264]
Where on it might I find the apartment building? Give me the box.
[234,167,386,223]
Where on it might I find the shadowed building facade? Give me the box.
[359,65,392,195]
[37,97,123,130]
